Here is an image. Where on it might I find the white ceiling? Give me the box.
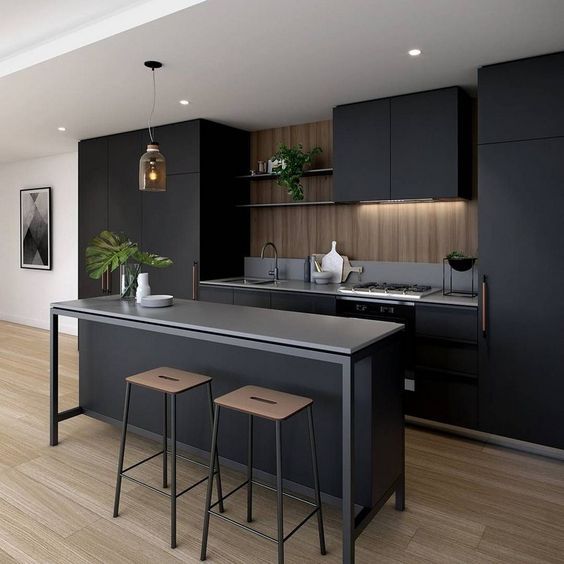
[1,0,564,163]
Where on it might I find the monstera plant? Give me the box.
[271,143,322,201]
[86,230,173,299]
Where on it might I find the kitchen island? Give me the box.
[50,296,405,563]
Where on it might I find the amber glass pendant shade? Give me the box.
[139,143,166,191]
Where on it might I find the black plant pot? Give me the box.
[447,257,476,272]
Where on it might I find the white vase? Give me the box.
[136,272,151,303]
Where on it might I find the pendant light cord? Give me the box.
[148,69,156,143]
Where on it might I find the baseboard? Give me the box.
[406,416,564,461]
[0,313,78,336]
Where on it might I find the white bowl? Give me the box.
[312,271,333,285]
[140,295,174,308]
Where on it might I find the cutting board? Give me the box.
[321,241,344,283]
[341,257,363,282]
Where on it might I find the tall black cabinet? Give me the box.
[78,119,249,299]
[478,52,564,449]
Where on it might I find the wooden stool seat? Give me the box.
[215,385,313,421]
[126,367,211,394]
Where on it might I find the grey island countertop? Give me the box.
[201,277,479,308]
[52,296,403,355]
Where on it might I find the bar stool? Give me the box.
[113,367,224,548]
[200,385,326,564]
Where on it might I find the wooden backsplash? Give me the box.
[249,120,478,262]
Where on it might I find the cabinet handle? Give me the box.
[481,275,487,337]
[192,261,199,301]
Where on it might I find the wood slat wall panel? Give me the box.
[249,120,478,262]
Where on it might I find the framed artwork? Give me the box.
[20,187,52,270]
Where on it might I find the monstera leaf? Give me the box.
[133,251,173,269]
[85,230,173,280]
[85,231,138,280]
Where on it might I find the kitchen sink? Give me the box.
[228,278,285,286]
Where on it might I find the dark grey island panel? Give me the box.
[50,296,405,564]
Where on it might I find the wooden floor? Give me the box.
[0,321,563,563]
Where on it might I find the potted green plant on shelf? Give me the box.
[85,230,173,300]
[271,143,322,201]
[446,250,477,272]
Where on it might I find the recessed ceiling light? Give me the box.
[408,49,422,57]
[179,99,190,105]
[57,126,66,132]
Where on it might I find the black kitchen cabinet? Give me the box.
[153,121,199,174]
[141,174,198,297]
[478,52,564,144]
[199,286,234,305]
[406,303,479,429]
[78,119,250,300]
[478,137,564,449]
[270,291,336,315]
[391,87,472,200]
[233,288,271,308]
[78,137,109,298]
[333,98,390,202]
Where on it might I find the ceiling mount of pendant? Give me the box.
[144,60,163,70]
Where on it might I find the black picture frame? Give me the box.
[20,187,52,270]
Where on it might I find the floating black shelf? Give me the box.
[236,200,335,209]
[236,168,333,181]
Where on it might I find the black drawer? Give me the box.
[271,292,336,315]
[416,304,477,343]
[416,338,478,376]
[405,369,478,429]
[199,286,234,305]
[233,288,271,308]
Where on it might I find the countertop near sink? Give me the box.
[201,277,479,308]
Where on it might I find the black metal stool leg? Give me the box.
[207,382,224,513]
[308,406,326,555]
[201,404,220,561]
[171,394,177,549]
[163,393,168,489]
[113,382,132,518]
[275,420,284,564]
[247,414,253,522]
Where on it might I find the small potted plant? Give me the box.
[85,230,173,300]
[271,143,322,201]
[446,250,477,272]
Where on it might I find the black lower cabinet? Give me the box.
[198,286,234,305]
[407,304,479,429]
[270,292,336,315]
[479,138,564,449]
[232,288,271,308]
[406,370,478,429]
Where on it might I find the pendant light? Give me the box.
[139,61,166,192]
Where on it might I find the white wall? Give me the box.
[0,152,78,334]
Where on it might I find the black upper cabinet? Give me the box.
[333,98,391,202]
[78,137,108,298]
[479,52,564,144]
[153,121,199,174]
[479,138,564,449]
[391,87,472,200]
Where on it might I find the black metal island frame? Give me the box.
[50,296,405,563]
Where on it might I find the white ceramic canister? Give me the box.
[136,272,151,303]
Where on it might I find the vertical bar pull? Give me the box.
[192,261,199,300]
[482,275,488,337]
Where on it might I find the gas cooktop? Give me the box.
[338,282,439,300]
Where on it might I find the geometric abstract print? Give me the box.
[21,187,51,269]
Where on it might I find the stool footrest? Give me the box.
[208,478,321,545]
[121,449,218,500]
